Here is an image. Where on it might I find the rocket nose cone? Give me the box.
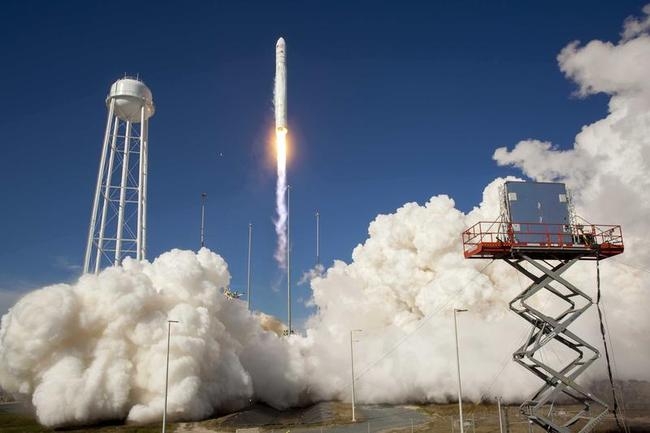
[276,37,285,47]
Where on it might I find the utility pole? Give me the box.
[454,308,468,433]
[162,319,179,433]
[316,211,320,265]
[200,192,207,248]
[497,397,504,433]
[350,329,362,422]
[247,223,252,310]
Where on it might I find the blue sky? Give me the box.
[0,1,645,325]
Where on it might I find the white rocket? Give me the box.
[275,37,287,132]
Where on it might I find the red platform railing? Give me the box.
[462,221,624,259]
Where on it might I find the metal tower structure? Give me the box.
[462,181,624,433]
[83,77,155,273]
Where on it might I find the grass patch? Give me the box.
[0,412,52,433]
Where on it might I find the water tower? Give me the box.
[83,77,155,274]
[462,181,624,433]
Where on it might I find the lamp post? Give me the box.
[454,308,468,433]
[350,329,362,422]
[200,193,207,248]
[497,396,504,433]
[316,211,320,265]
[247,222,252,310]
[162,319,179,433]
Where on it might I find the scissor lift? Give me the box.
[462,194,623,433]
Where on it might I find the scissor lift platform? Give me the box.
[462,222,623,260]
[462,221,624,433]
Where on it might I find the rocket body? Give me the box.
[275,37,287,131]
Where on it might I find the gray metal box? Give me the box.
[504,181,571,244]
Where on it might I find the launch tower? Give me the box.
[83,77,155,273]
[462,181,623,433]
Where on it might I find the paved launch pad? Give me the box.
[179,403,430,433]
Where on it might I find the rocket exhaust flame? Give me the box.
[274,37,288,268]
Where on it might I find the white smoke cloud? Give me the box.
[297,190,527,401]
[296,182,649,407]
[0,289,25,317]
[0,249,302,427]
[622,4,650,41]
[2,4,650,428]
[274,168,288,268]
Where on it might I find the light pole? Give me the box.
[247,222,252,310]
[497,396,504,433]
[162,319,179,433]
[316,211,320,265]
[200,193,207,248]
[454,308,468,433]
[350,329,362,422]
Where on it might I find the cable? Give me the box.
[610,257,650,275]
[352,260,496,384]
[595,259,625,433]
[468,326,531,413]
[600,303,630,433]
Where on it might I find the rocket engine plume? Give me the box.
[274,37,288,268]
[274,129,287,267]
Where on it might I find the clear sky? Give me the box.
[0,0,646,325]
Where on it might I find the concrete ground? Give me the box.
[178,402,650,433]
[178,403,430,433]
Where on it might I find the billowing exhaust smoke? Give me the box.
[0,249,303,427]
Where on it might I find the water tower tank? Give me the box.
[85,77,154,274]
[106,78,155,123]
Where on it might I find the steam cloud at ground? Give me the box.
[0,249,299,426]
[1,5,650,428]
